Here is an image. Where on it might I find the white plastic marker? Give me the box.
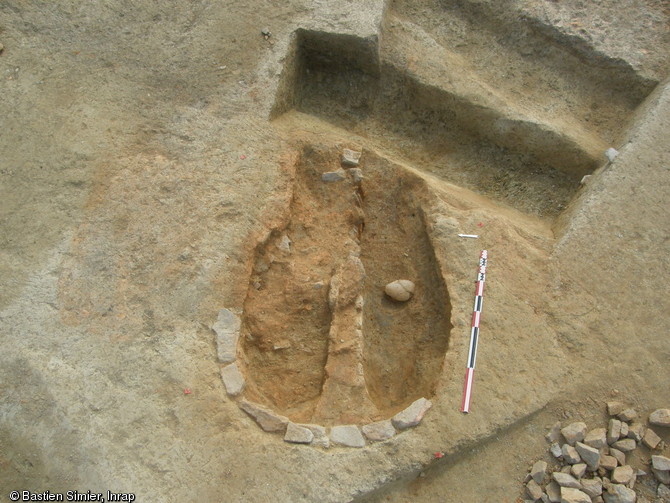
[458,234,479,239]
[460,250,488,413]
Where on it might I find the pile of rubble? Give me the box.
[523,405,670,503]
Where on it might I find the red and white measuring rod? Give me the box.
[460,250,488,414]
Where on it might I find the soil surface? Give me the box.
[1,1,669,502]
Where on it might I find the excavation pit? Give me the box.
[236,144,452,427]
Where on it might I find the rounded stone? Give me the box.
[384,279,415,302]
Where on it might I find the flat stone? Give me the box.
[607,402,626,416]
[627,422,645,442]
[600,456,618,471]
[650,409,670,427]
[652,456,670,471]
[239,400,289,433]
[612,438,636,452]
[616,449,631,468]
[553,472,582,489]
[362,420,396,442]
[212,308,241,363]
[611,466,634,485]
[658,483,670,500]
[384,279,416,302]
[560,487,591,503]
[301,424,329,448]
[654,469,670,485]
[341,148,362,166]
[562,444,582,464]
[330,425,365,448]
[546,422,562,443]
[617,409,637,422]
[643,428,662,449]
[220,362,245,396]
[603,484,636,503]
[608,419,622,445]
[546,443,562,461]
[562,422,587,445]
[575,442,601,470]
[585,428,608,449]
[531,460,548,484]
[392,397,431,430]
[546,481,561,502]
[526,479,543,500]
[284,422,314,444]
[581,478,603,497]
[322,169,347,182]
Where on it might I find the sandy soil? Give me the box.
[1,1,669,502]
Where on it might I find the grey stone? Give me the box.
[620,422,629,437]
[551,442,563,459]
[600,456,618,471]
[612,438,636,452]
[585,428,608,449]
[392,397,431,429]
[349,167,364,184]
[560,487,591,503]
[581,477,603,497]
[603,484,636,503]
[321,169,347,182]
[541,495,550,503]
[571,463,587,479]
[546,421,562,443]
[562,422,587,445]
[642,428,662,449]
[627,422,645,442]
[605,148,619,162]
[658,483,670,500]
[608,419,622,445]
[531,460,548,484]
[301,424,329,448]
[617,409,637,422]
[220,362,245,396]
[575,442,601,470]
[562,444,582,464]
[561,465,573,474]
[650,409,670,427]
[652,456,670,471]
[284,422,314,444]
[330,425,365,448]
[384,279,416,302]
[654,469,670,485]
[212,308,241,363]
[526,479,543,500]
[239,400,289,433]
[552,472,581,489]
[546,481,561,502]
[341,148,362,166]
[610,448,626,467]
[611,466,634,485]
[362,420,396,442]
[607,402,626,416]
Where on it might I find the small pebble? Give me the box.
[571,463,587,479]
[550,442,563,459]
[322,169,346,182]
[643,428,662,449]
[611,438,636,452]
[607,419,622,445]
[581,478,603,497]
[562,422,587,445]
[526,479,543,500]
[341,148,362,166]
[650,409,670,427]
[531,460,548,484]
[552,472,581,488]
[562,444,581,464]
[584,428,608,449]
[605,147,619,162]
[607,402,625,416]
[575,442,601,471]
[546,421,562,443]
[654,469,670,485]
[652,455,670,471]
[560,487,591,503]
[609,448,626,467]
[384,279,415,302]
[611,466,634,485]
[617,409,637,422]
